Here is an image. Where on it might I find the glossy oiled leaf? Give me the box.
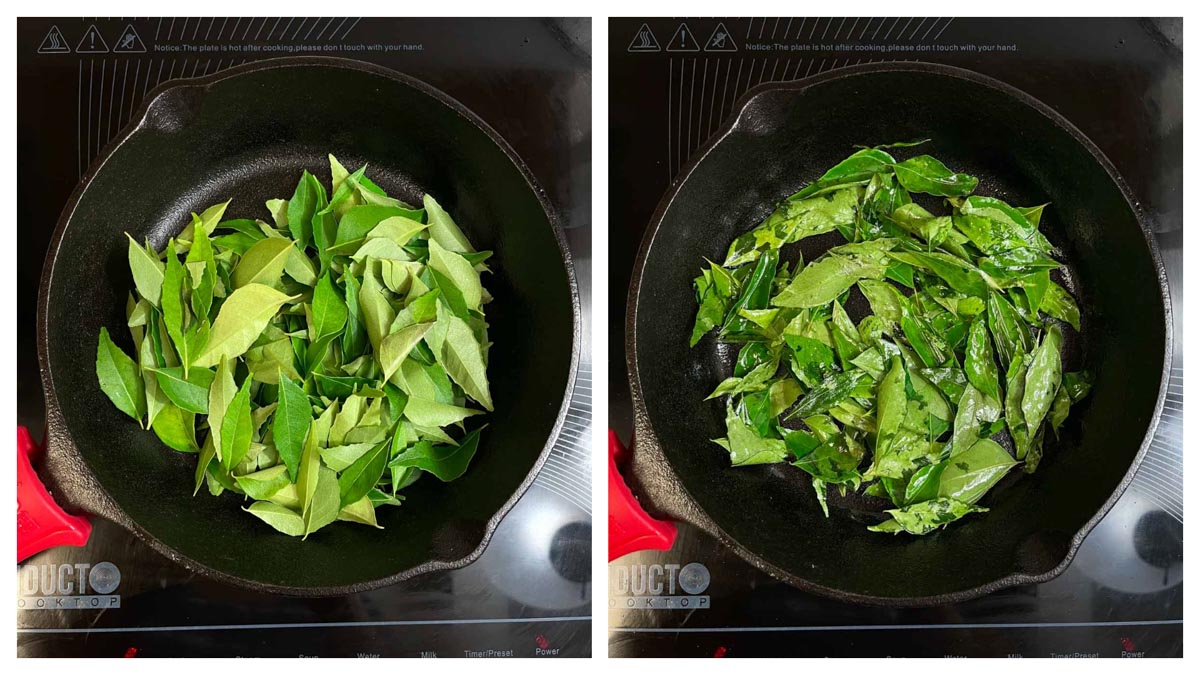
[724,189,859,267]
[1041,281,1081,331]
[794,148,896,199]
[892,155,978,197]
[786,370,868,421]
[889,251,988,298]
[689,143,1091,535]
[96,327,146,424]
[772,240,894,308]
[1022,324,1064,433]
[872,357,907,467]
[987,291,1031,371]
[870,498,986,535]
[950,384,1002,457]
[964,316,1000,401]
[938,438,1017,504]
[192,284,298,368]
[1005,353,1033,461]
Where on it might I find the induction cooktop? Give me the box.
[16,16,593,658]
[608,16,1181,658]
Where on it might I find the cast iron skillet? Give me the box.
[33,57,579,596]
[622,62,1171,606]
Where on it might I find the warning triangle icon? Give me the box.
[37,25,71,53]
[627,23,661,52]
[704,23,738,52]
[666,23,700,52]
[113,24,146,53]
[76,24,109,54]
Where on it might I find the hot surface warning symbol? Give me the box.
[76,24,109,54]
[37,25,71,53]
[627,23,661,52]
[666,23,700,52]
[113,24,146,53]
[705,23,738,52]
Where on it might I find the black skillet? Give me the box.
[613,62,1171,606]
[21,56,579,596]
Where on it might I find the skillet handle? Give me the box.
[16,426,92,562]
[608,429,677,561]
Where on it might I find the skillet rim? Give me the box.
[37,55,582,597]
[625,60,1173,606]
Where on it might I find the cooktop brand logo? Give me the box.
[17,561,122,610]
[608,561,711,610]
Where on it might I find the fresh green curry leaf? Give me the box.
[96,327,147,424]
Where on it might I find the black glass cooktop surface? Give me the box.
[17,16,592,658]
[608,16,1181,658]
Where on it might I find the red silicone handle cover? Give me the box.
[608,429,677,561]
[17,426,91,562]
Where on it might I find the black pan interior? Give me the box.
[41,59,575,592]
[631,66,1167,601]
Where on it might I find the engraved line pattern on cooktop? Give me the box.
[77,17,362,179]
[668,16,957,179]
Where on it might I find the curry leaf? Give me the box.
[273,373,311,481]
[1022,324,1064,433]
[691,142,1091,535]
[149,366,215,414]
[311,271,348,341]
[424,194,475,254]
[126,234,165,307]
[870,498,986,535]
[938,438,1017,504]
[96,327,146,424]
[964,316,1001,401]
[219,375,253,469]
[893,155,978,197]
[192,284,298,368]
[337,442,389,507]
[232,237,293,289]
